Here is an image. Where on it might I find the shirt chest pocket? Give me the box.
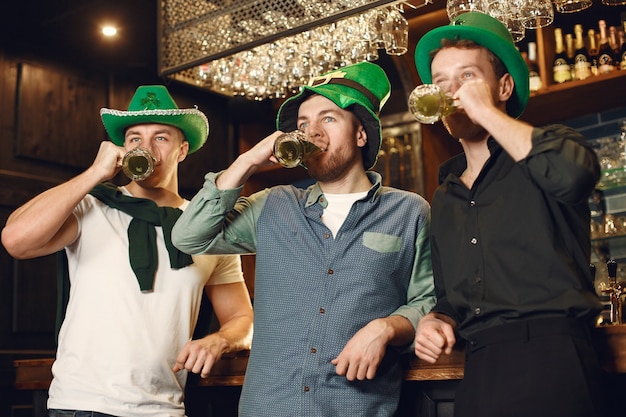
[362,232,402,253]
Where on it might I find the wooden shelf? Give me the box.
[522,70,626,126]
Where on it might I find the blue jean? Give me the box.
[48,410,118,417]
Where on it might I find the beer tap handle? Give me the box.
[606,259,621,324]
[590,263,596,282]
[607,259,617,286]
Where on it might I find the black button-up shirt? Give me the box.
[431,124,603,339]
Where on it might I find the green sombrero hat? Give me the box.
[100,85,209,154]
[414,11,529,118]
[276,61,391,170]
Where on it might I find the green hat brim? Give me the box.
[415,12,529,118]
[100,108,209,154]
[276,86,382,170]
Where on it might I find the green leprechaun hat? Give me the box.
[414,12,529,118]
[276,61,391,170]
[100,85,209,154]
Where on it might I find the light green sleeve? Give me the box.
[172,172,270,255]
[391,212,436,329]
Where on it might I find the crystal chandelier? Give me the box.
[158,0,415,101]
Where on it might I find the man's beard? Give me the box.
[442,114,488,142]
[307,148,362,183]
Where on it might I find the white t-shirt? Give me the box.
[321,192,368,237]
[47,190,243,416]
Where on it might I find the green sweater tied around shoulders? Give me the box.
[55,182,193,341]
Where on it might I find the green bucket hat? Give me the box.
[276,61,391,170]
[414,11,529,118]
[100,85,209,154]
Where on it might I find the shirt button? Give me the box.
[310,347,317,354]
[474,276,482,284]
[324,233,330,239]
[319,308,325,314]
[469,200,476,207]
[304,386,310,392]
[470,237,478,245]
[328,269,334,275]
[474,307,481,315]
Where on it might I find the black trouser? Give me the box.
[455,318,605,417]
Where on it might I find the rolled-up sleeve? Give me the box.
[391,211,436,329]
[172,172,269,255]
[521,125,600,204]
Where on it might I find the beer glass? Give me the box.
[273,131,322,168]
[382,6,408,56]
[408,84,456,124]
[553,0,593,13]
[446,0,485,21]
[122,148,156,181]
[520,0,554,28]
[483,0,526,42]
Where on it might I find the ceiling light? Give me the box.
[102,26,118,37]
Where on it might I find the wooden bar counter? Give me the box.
[13,348,466,391]
[13,325,626,417]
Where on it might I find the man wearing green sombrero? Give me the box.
[172,61,436,416]
[411,12,604,417]
[2,85,253,416]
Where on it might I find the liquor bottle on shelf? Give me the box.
[597,20,616,74]
[565,33,576,81]
[617,20,626,70]
[573,24,592,80]
[527,42,542,91]
[587,29,599,76]
[609,26,619,56]
[553,28,572,83]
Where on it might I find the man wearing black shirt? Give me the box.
[412,12,604,417]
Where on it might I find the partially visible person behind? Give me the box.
[1,85,253,417]
[171,61,436,417]
[411,12,604,417]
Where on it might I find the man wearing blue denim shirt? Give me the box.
[172,61,435,417]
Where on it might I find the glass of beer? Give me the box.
[122,148,156,181]
[273,131,323,168]
[408,84,456,124]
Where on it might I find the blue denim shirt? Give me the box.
[172,171,435,417]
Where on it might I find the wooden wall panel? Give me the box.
[0,208,15,348]
[0,205,56,350]
[0,50,17,132]
[11,255,56,335]
[15,62,106,169]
